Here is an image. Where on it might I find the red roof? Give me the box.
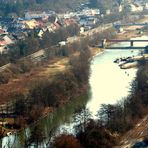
[53,22,61,29]
[64,19,76,26]
[0,40,6,46]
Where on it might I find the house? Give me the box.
[52,22,61,30]
[80,27,85,34]
[64,18,76,26]
[38,29,44,38]
[22,19,39,29]
[0,35,14,45]
[47,25,54,32]
[59,41,66,46]
[91,9,100,15]
[144,3,148,10]
[87,17,97,25]
[45,22,61,33]
[79,16,97,27]
[134,3,144,11]
[14,22,26,29]
[0,46,7,54]
[106,9,111,15]
[25,11,53,20]
[0,28,7,35]
[81,8,100,16]
[0,35,15,54]
[118,5,123,12]
[125,4,143,12]
[79,19,87,26]
[12,31,27,40]
[0,40,6,47]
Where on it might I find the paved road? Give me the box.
[0,63,11,72]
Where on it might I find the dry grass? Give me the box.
[0,57,69,104]
[41,58,69,76]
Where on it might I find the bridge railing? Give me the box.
[100,39,148,49]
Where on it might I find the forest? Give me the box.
[0,0,87,16]
[0,0,123,16]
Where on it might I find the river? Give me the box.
[1,35,148,148]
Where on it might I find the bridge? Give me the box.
[113,23,148,28]
[101,39,148,49]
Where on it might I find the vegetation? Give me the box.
[52,134,81,148]
[51,59,148,148]
[51,107,117,148]
[0,0,125,16]
[0,0,87,16]
[27,124,46,147]
[89,0,123,13]
[76,119,117,148]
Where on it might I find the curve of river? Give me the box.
[1,35,148,148]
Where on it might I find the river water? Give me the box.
[1,35,148,148]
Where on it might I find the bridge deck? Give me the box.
[105,46,145,49]
[115,23,148,27]
[104,40,148,42]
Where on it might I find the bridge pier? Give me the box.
[130,41,134,47]
[101,39,106,48]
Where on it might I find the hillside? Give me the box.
[0,0,123,16]
[0,0,88,15]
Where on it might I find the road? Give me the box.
[0,63,11,72]
[67,23,112,43]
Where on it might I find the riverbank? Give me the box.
[117,60,148,148]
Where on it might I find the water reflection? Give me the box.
[87,49,138,117]
[2,92,91,147]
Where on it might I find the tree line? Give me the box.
[0,0,86,16]
[0,0,124,16]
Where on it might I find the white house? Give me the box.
[125,4,143,12]
[119,5,123,12]
[59,41,66,46]
[25,11,53,20]
[106,9,111,15]
[144,3,148,10]
[80,27,85,34]
[81,8,100,16]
